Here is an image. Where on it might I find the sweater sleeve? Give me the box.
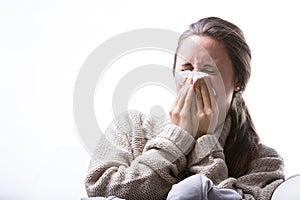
[218,144,285,200]
[186,134,284,200]
[85,111,195,200]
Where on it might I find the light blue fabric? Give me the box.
[81,196,125,200]
[81,174,242,200]
[167,174,242,200]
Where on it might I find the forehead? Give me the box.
[177,35,232,69]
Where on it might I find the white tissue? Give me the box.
[175,71,208,85]
[175,71,216,96]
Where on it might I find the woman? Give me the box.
[85,17,284,200]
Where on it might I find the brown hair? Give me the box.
[174,17,260,177]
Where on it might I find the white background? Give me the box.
[1,0,300,199]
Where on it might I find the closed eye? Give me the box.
[181,63,194,71]
[200,64,218,75]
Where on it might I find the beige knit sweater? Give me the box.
[85,110,284,200]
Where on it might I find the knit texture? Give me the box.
[85,110,284,200]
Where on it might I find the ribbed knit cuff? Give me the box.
[158,123,196,155]
[143,123,195,173]
[144,123,195,156]
[188,135,223,166]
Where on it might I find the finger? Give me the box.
[202,78,219,134]
[203,78,218,112]
[179,86,194,134]
[182,85,194,112]
[171,83,190,116]
[191,87,198,113]
[177,83,191,109]
[193,79,204,112]
[191,90,199,135]
[171,83,189,108]
[199,78,212,111]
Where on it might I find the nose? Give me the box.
[187,76,193,85]
[192,67,200,72]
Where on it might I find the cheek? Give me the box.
[174,57,183,71]
[222,76,235,111]
[208,76,234,112]
[224,86,234,111]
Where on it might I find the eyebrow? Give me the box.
[181,62,217,68]
[181,62,193,66]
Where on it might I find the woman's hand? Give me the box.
[169,83,198,137]
[193,78,219,138]
[169,78,219,139]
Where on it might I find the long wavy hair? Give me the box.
[173,17,260,177]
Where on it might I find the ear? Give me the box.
[234,79,242,92]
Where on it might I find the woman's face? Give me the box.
[175,35,235,113]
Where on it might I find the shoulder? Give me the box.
[107,110,167,143]
[107,110,146,133]
[248,142,284,173]
[257,143,283,160]
[111,110,163,131]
